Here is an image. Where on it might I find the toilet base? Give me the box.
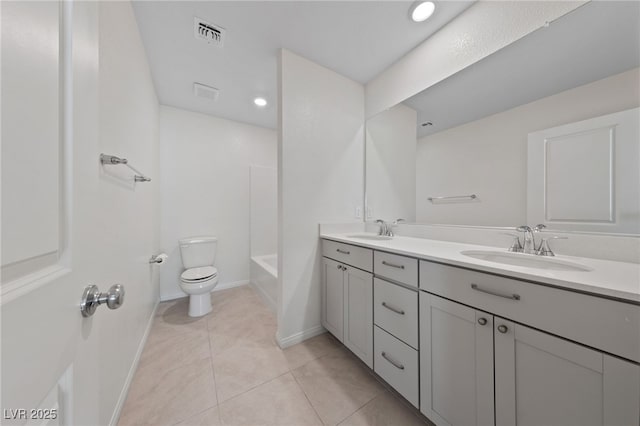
[188,293,212,317]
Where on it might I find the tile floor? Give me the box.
[119,285,432,426]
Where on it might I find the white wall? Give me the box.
[365,103,417,223]
[278,49,364,346]
[250,166,278,256]
[159,106,276,301]
[365,1,585,118]
[416,68,640,227]
[97,3,161,423]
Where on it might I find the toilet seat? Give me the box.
[181,266,218,283]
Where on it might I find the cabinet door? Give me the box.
[321,257,344,342]
[494,319,640,426]
[343,265,373,367]
[420,293,494,426]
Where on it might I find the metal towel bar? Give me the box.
[428,194,477,202]
[100,154,151,182]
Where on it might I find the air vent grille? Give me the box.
[193,83,219,101]
[194,17,225,47]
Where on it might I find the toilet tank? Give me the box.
[179,236,217,269]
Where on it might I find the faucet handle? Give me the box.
[536,236,567,256]
[393,218,406,225]
[533,224,547,232]
[503,233,523,252]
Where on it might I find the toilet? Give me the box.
[178,236,219,317]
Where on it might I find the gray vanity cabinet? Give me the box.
[419,293,495,426]
[420,262,640,426]
[321,257,345,341]
[321,241,374,368]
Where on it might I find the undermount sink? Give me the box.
[460,250,592,272]
[346,233,393,241]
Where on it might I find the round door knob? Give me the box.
[106,284,125,309]
[497,324,509,334]
[477,317,488,326]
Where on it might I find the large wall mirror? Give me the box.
[365,1,639,234]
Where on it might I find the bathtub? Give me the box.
[250,254,277,312]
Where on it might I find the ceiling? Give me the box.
[132,1,474,129]
[404,1,640,138]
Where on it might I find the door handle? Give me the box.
[80,284,125,317]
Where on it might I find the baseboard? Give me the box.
[159,280,250,302]
[249,280,276,313]
[276,324,327,349]
[109,299,159,426]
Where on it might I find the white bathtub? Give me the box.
[250,254,277,312]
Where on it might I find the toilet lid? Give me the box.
[181,266,218,282]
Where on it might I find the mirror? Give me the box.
[365,1,640,233]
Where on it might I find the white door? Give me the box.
[343,266,373,367]
[321,257,344,342]
[420,293,494,426]
[494,318,640,426]
[2,2,102,424]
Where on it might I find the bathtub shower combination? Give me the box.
[250,254,277,311]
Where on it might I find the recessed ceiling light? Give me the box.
[254,97,267,107]
[411,1,436,22]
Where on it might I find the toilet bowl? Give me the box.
[179,237,219,317]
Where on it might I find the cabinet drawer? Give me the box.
[374,278,418,348]
[322,239,372,272]
[420,260,640,363]
[374,251,418,287]
[374,326,419,408]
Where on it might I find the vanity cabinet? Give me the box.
[420,263,640,426]
[321,241,373,367]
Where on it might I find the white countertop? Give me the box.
[320,233,640,303]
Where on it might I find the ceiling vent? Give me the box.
[194,17,225,47]
[193,83,219,101]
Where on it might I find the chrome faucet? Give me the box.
[376,219,391,237]
[514,224,548,254]
[376,219,405,237]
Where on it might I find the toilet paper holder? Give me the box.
[149,253,168,264]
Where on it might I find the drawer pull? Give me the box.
[381,352,405,370]
[381,302,405,315]
[471,284,521,301]
[336,249,350,255]
[381,260,405,269]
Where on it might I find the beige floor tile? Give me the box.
[155,297,189,317]
[218,373,322,426]
[118,358,217,426]
[292,349,384,426]
[138,325,210,375]
[208,305,277,355]
[212,339,290,403]
[176,406,223,426]
[339,391,431,426]
[283,332,343,371]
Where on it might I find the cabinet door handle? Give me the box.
[477,317,488,326]
[336,249,350,255]
[471,284,520,301]
[381,352,405,370]
[497,324,509,334]
[381,260,405,269]
[337,265,342,270]
[381,302,405,315]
